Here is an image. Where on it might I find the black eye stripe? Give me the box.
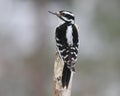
[65,14,74,20]
[61,13,74,19]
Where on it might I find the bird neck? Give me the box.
[64,20,74,25]
[65,21,74,26]
[58,18,75,25]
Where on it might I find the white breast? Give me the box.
[66,25,73,45]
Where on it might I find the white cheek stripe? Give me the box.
[61,16,68,21]
[63,12,74,17]
[61,16,74,24]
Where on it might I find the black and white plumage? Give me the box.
[49,10,79,88]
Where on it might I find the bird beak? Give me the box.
[48,11,61,17]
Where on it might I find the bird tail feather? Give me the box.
[62,63,71,88]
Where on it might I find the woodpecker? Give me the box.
[49,10,79,88]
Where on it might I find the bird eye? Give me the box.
[62,13,66,16]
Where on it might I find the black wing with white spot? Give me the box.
[55,23,79,69]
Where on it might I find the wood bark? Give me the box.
[54,52,74,96]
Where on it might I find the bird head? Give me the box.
[49,10,75,24]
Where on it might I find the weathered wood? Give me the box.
[54,52,74,96]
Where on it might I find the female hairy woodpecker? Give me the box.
[49,10,79,88]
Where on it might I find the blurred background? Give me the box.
[0,0,120,96]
